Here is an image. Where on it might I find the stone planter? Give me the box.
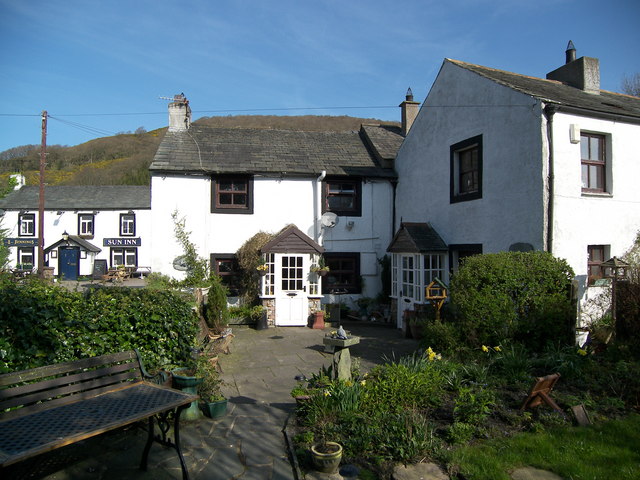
[310,311,325,329]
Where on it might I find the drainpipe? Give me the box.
[315,170,327,243]
[543,104,557,253]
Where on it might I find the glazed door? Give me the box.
[397,254,417,328]
[275,255,308,326]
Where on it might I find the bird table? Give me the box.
[323,336,360,381]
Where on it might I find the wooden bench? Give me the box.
[0,350,198,479]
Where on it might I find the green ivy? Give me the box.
[0,275,198,373]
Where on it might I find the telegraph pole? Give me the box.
[38,111,47,278]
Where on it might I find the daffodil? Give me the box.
[360,380,366,386]
[493,346,502,352]
[577,348,587,356]
[482,345,489,353]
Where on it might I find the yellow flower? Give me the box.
[323,390,331,397]
[493,346,502,352]
[577,348,587,356]
[482,345,489,353]
[360,380,366,386]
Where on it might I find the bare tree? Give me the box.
[621,73,640,97]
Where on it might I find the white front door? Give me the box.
[275,255,308,326]
[397,255,417,328]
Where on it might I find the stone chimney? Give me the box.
[168,93,192,132]
[546,41,600,94]
[399,88,420,136]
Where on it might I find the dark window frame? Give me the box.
[448,244,482,273]
[211,175,254,214]
[321,252,361,294]
[119,213,136,236]
[450,135,483,203]
[587,244,607,286]
[211,253,242,296]
[581,133,606,193]
[322,177,362,217]
[17,246,34,268]
[18,213,35,237]
[77,213,95,236]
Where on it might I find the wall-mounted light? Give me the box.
[56,211,64,215]
[570,124,580,144]
[346,221,355,230]
[62,231,69,242]
[127,210,135,215]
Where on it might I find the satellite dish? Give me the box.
[172,255,189,271]
[321,212,338,228]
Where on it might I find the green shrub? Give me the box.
[363,362,445,414]
[449,251,575,350]
[420,319,460,353]
[0,277,199,372]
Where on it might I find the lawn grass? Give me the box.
[446,414,640,479]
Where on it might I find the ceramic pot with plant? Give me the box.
[195,355,228,418]
[310,441,343,474]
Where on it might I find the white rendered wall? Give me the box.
[150,173,394,298]
[395,61,546,253]
[2,208,151,276]
[550,111,640,300]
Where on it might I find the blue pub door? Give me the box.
[59,247,80,281]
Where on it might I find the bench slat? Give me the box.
[0,351,137,386]
[0,362,141,401]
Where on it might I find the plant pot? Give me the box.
[201,398,228,418]
[171,368,204,420]
[310,441,343,474]
[310,311,325,329]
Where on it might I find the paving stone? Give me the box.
[511,467,564,480]
[392,462,449,480]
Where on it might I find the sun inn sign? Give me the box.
[103,238,142,247]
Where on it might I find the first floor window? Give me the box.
[451,135,482,203]
[322,253,360,294]
[212,175,253,213]
[111,247,137,267]
[588,245,608,286]
[120,213,136,236]
[78,214,94,236]
[19,213,35,236]
[323,178,362,216]
[581,133,606,193]
[211,254,241,296]
[17,247,34,269]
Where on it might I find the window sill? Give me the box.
[581,192,612,198]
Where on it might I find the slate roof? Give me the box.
[360,124,404,165]
[0,186,150,210]
[448,59,640,120]
[387,223,448,253]
[150,125,400,178]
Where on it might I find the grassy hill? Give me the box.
[0,115,397,188]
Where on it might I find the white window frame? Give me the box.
[111,247,137,267]
[19,213,35,237]
[78,214,94,236]
[120,213,136,236]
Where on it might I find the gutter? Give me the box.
[543,104,557,253]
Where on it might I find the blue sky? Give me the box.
[1,0,638,153]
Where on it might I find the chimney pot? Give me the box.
[565,40,576,64]
[399,88,420,136]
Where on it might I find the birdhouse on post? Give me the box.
[425,278,448,321]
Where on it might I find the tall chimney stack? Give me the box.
[399,88,420,136]
[546,41,600,94]
[168,93,191,132]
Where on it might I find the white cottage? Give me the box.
[0,185,151,280]
[149,95,405,326]
[393,43,640,327]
